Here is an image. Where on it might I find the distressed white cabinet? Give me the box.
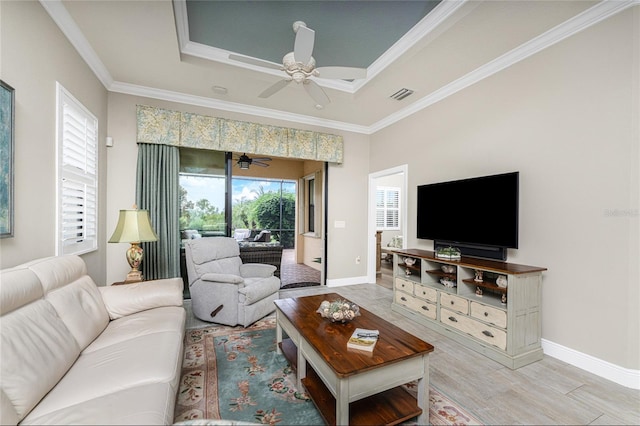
[392,249,546,369]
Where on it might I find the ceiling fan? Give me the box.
[228,21,367,108]
[234,153,271,170]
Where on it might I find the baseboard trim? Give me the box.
[326,276,371,287]
[322,279,640,389]
[542,339,640,389]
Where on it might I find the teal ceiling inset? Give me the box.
[185,1,441,69]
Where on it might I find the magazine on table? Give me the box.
[347,328,379,352]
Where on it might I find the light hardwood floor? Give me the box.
[185,284,640,425]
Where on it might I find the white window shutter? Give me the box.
[376,186,401,231]
[56,83,98,255]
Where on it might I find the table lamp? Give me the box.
[108,206,158,283]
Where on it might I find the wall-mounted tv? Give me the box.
[417,172,519,260]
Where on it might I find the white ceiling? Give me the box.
[45,0,633,134]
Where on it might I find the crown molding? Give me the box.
[42,0,639,136]
[39,0,113,88]
[109,81,370,134]
[369,0,640,133]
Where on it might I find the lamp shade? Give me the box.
[108,209,158,243]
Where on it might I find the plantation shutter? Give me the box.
[57,83,98,255]
[376,187,400,230]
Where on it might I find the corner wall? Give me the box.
[0,0,108,281]
[369,7,639,374]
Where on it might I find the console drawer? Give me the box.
[470,301,507,329]
[440,293,469,314]
[441,309,507,350]
[404,295,437,320]
[394,290,413,308]
[394,277,414,294]
[414,284,437,303]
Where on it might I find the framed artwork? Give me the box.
[0,80,15,238]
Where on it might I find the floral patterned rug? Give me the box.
[174,318,483,425]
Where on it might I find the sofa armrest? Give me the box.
[240,263,276,278]
[200,273,244,284]
[99,278,183,320]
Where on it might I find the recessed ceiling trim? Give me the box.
[173,0,356,94]
[353,0,469,92]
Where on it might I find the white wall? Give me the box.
[0,0,109,281]
[369,8,639,371]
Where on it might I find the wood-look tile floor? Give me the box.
[185,283,640,425]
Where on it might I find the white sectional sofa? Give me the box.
[0,255,186,425]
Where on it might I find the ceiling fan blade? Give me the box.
[252,157,272,162]
[259,79,291,98]
[228,53,282,71]
[253,161,270,167]
[293,24,315,64]
[315,66,367,80]
[303,80,330,106]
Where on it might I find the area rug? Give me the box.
[280,282,321,290]
[174,319,483,425]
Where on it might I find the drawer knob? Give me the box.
[482,330,494,338]
[421,305,430,311]
[484,312,489,317]
[450,300,454,305]
[401,296,407,302]
[448,316,458,322]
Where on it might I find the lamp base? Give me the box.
[124,242,144,283]
[124,270,143,283]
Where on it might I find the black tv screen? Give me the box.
[417,172,519,249]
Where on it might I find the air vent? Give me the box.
[390,88,414,101]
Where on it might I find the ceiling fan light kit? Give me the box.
[229,20,366,107]
[235,154,271,170]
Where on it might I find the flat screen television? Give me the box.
[417,172,519,260]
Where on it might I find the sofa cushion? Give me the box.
[1,300,81,421]
[45,277,109,349]
[27,255,88,294]
[98,278,184,320]
[21,323,184,422]
[20,383,177,425]
[0,267,43,315]
[83,306,185,354]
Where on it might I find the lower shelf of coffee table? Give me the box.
[279,338,422,426]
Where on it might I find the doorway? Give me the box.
[367,165,408,286]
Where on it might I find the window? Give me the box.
[179,148,227,237]
[56,83,98,255]
[308,177,315,233]
[376,186,400,230]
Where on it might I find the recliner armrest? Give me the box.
[99,278,183,320]
[201,272,244,284]
[240,263,276,278]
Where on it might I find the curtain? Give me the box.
[136,143,180,280]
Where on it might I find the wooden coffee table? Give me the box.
[274,293,434,425]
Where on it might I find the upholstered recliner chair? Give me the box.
[184,237,281,327]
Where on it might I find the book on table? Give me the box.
[347,328,379,352]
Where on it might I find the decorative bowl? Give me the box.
[317,299,361,323]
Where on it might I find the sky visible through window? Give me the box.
[180,174,295,210]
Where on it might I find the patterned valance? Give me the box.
[136,105,343,163]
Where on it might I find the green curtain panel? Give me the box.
[136,143,180,280]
